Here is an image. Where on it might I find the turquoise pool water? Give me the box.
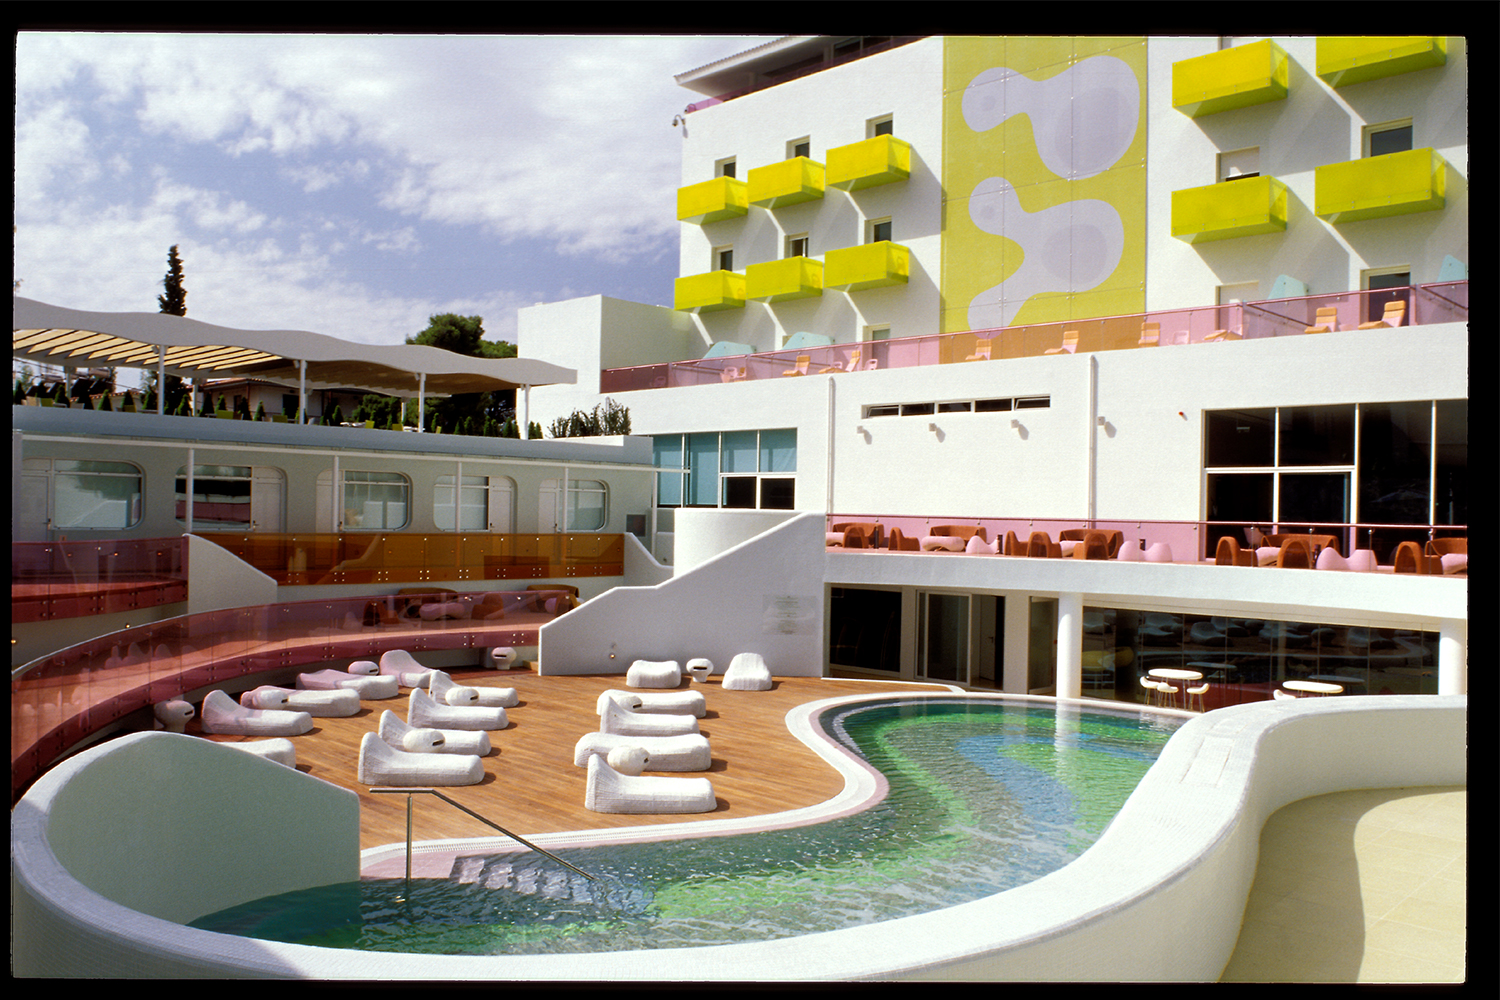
[190,697,1181,955]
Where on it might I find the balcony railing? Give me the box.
[195,531,625,585]
[601,281,1468,392]
[824,515,1466,569]
[12,537,187,623]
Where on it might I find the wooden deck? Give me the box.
[194,670,949,853]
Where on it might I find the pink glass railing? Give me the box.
[602,281,1468,392]
[10,588,576,804]
[824,515,1466,567]
[11,538,187,623]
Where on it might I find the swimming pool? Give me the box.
[190,697,1182,955]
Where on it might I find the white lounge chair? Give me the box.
[583,754,716,814]
[626,659,682,688]
[377,710,491,756]
[430,669,518,708]
[1143,543,1174,563]
[240,685,361,718]
[407,687,508,731]
[375,650,436,688]
[722,652,773,691]
[357,732,483,787]
[572,731,712,771]
[598,695,699,737]
[296,668,399,700]
[200,689,313,737]
[596,688,706,718]
[225,738,298,768]
[153,699,194,733]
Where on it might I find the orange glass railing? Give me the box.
[602,281,1468,392]
[195,531,626,585]
[11,537,187,623]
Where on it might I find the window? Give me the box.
[540,478,608,531]
[714,246,734,272]
[435,475,514,532]
[23,458,142,531]
[868,217,892,243]
[785,233,809,258]
[174,465,285,531]
[829,587,902,673]
[716,157,736,178]
[341,470,410,530]
[1362,267,1411,325]
[788,137,810,159]
[864,324,891,341]
[1218,147,1260,181]
[1365,120,1413,158]
[1015,396,1051,409]
[652,429,797,510]
[868,115,894,138]
[938,401,973,413]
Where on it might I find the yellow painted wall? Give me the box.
[941,37,1147,333]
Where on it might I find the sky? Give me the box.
[14,30,780,384]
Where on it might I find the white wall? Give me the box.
[538,513,826,676]
[1147,36,1468,310]
[678,37,945,350]
[186,533,278,615]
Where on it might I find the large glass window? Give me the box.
[37,459,143,530]
[435,475,488,531]
[176,465,253,530]
[567,480,608,531]
[829,587,901,673]
[342,471,410,530]
[654,429,797,510]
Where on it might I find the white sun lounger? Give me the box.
[200,689,313,737]
[430,669,518,708]
[596,688,706,718]
[584,754,716,814]
[373,650,436,688]
[625,659,682,688]
[224,738,298,768]
[378,710,492,756]
[240,685,361,718]
[722,652,773,691]
[573,731,712,771]
[597,695,699,737]
[357,732,483,787]
[407,688,508,731]
[296,669,399,700]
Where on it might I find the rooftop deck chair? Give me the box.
[1274,537,1315,569]
[781,355,811,377]
[830,522,883,549]
[719,365,746,382]
[1204,329,1242,342]
[1045,330,1079,355]
[375,649,436,688]
[1117,538,1145,561]
[1315,547,1379,572]
[597,688,706,718]
[1359,299,1407,330]
[966,533,1000,554]
[924,524,986,552]
[1392,540,1441,575]
[886,527,920,551]
[1138,322,1160,347]
[964,338,993,362]
[241,684,360,718]
[200,689,313,737]
[584,751,716,814]
[1002,530,1025,556]
[358,731,483,787]
[819,348,862,374]
[723,651,774,691]
[1425,537,1467,575]
[378,709,491,756]
[408,687,508,731]
[1026,531,1062,558]
[598,693,700,736]
[226,739,298,768]
[1304,306,1339,334]
[1070,530,1112,560]
[1215,536,1255,566]
[1144,543,1174,563]
[573,731,712,771]
[295,667,399,700]
[430,668,518,708]
[625,659,682,689]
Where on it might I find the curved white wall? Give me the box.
[12,695,1464,979]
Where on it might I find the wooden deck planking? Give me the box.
[195,671,948,852]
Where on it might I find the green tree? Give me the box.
[405,314,519,435]
[151,245,189,412]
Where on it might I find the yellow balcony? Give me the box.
[825,242,910,292]
[677,176,749,225]
[747,157,825,209]
[674,270,747,312]
[1171,176,1289,243]
[1317,36,1447,88]
[826,134,912,191]
[1315,148,1446,224]
[746,257,824,303]
[1173,40,1289,118]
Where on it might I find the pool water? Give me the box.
[190,698,1181,955]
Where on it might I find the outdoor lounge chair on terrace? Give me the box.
[1426,537,1467,575]
[408,687,508,731]
[378,709,491,756]
[626,659,682,688]
[598,694,700,736]
[1304,307,1339,334]
[573,731,712,771]
[200,689,313,737]
[296,668,399,700]
[358,731,483,787]
[597,688,706,718]
[781,355,811,377]
[1027,532,1062,558]
[964,338,992,362]
[722,652,773,690]
[1215,536,1255,566]
[1359,300,1406,329]
[226,739,298,768]
[1045,330,1079,355]
[375,649,436,688]
[429,669,518,708]
[1138,322,1159,347]
[819,348,862,374]
[584,753,716,814]
[240,685,360,718]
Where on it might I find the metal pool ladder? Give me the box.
[369,787,597,884]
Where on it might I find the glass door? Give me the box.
[918,592,970,683]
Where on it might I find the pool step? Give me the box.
[448,853,652,913]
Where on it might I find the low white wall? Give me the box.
[622,530,672,588]
[10,695,1466,980]
[671,508,800,573]
[186,533,277,616]
[12,731,360,977]
[538,513,825,676]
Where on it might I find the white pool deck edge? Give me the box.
[11,693,1467,980]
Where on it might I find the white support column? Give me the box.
[522,384,531,440]
[298,360,307,424]
[1438,618,1467,695]
[157,347,167,415]
[1056,592,1083,699]
[184,447,194,532]
[417,373,426,433]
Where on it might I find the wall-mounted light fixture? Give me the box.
[1010,418,1020,428]
[1096,415,1107,426]
[928,422,938,432]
